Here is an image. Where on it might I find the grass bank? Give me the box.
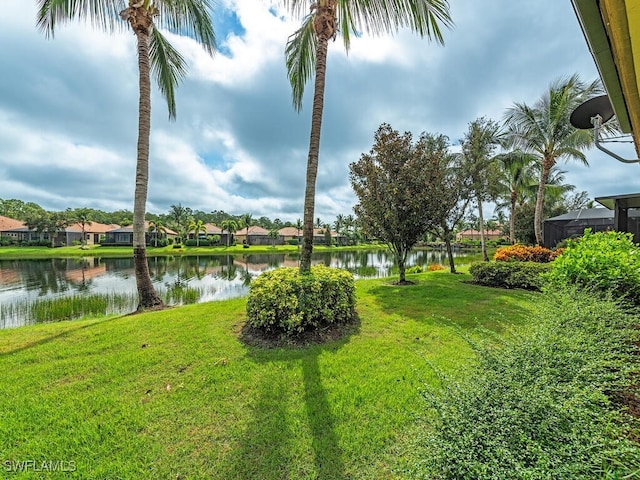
[0,244,388,259]
[0,271,535,479]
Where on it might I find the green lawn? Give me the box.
[0,271,536,479]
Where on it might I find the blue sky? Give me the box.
[0,0,637,223]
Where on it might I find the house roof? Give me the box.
[458,229,504,236]
[204,223,222,234]
[111,221,177,235]
[67,222,121,234]
[595,192,640,209]
[236,225,270,235]
[279,226,301,236]
[544,207,640,222]
[313,228,338,237]
[0,215,25,232]
[571,0,640,156]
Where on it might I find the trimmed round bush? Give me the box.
[246,265,356,335]
[546,229,640,305]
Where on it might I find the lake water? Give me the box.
[0,249,475,328]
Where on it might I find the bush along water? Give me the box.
[421,287,640,479]
[546,229,640,306]
[246,265,356,336]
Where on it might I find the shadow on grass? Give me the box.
[0,317,116,359]
[367,273,536,333]
[223,323,359,479]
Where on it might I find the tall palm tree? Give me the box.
[37,0,216,309]
[188,219,206,246]
[494,151,537,244]
[73,208,93,249]
[284,0,452,273]
[220,219,238,247]
[239,213,253,246]
[503,74,601,245]
[460,117,501,261]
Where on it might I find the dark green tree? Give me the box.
[350,124,449,283]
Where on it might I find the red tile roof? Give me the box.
[0,215,25,232]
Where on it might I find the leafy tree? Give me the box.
[24,211,72,248]
[423,138,473,273]
[350,124,449,283]
[460,117,502,261]
[37,0,216,309]
[0,198,46,221]
[504,75,602,245]
[284,0,452,273]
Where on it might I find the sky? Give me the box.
[0,0,638,224]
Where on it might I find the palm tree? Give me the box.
[73,208,93,249]
[494,151,537,244]
[148,219,167,247]
[268,228,280,247]
[295,218,303,249]
[220,219,238,247]
[239,213,253,246]
[284,0,452,273]
[503,74,602,245]
[37,0,216,309]
[188,219,206,246]
[460,117,501,261]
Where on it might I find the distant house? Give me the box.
[103,222,177,246]
[67,222,121,245]
[279,226,302,244]
[0,215,26,242]
[456,229,506,242]
[234,225,271,245]
[543,207,640,248]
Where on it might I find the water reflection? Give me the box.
[0,249,472,328]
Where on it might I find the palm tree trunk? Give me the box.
[300,30,330,274]
[534,159,553,246]
[477,195,488,261]
[509,190,517,244]
[133,28,163,310]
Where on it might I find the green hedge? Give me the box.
[422,287,640,479]
[246,265,356,335]
[469,261,551,290]
[184,239,211,247]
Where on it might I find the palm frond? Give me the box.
[37,0,123,38]
[156,0,216,56]
[285,12,317,112]
[150,28,188,120]
[341,0,452,42]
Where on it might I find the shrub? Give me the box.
[184,239,211,247]
[421,288,640,479]
[406,265,423,274]
[469,261,551,290]
[546,229,640,305]
[246,265,356,335]
[494,244,560,262]
[287,239,299,246]
[427,264,445,272]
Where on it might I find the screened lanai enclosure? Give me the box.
[543,193,640,247]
